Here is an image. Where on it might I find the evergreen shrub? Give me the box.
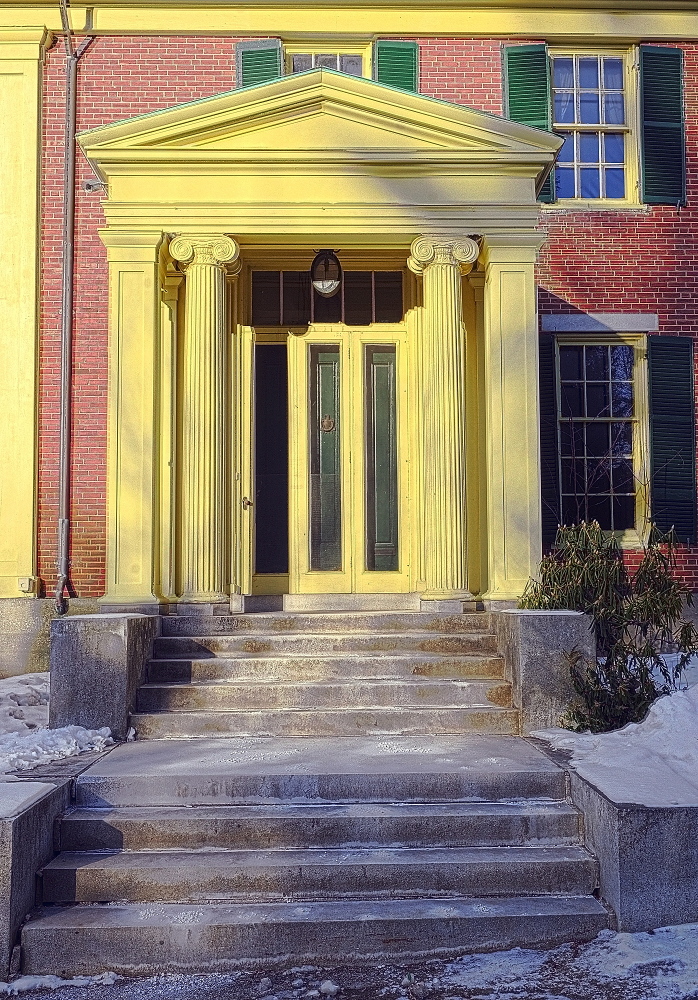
[519,521,698,733]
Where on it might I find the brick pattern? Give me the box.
[37,35,698,595]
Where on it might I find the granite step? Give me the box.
[159,612,491,637]
[147,652,505,683]
[41,845,599,904]
[21,896,610,975]
[152,632,499,659]
[130,706,520,739]
[58,800,582,852]
[135,678,513,713]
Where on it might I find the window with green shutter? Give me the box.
[236,40,282,89]
[640,46,686,205]
[539,335,561,545]
[504,44,554,203]
[648,336,696,543]
[374,40,418,92]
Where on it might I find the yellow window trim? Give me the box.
[282,39,373,78]
[554,332,650,549]
[547,44,641,210]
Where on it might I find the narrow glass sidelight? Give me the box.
[365,346,398,571]
[309,346,342,570]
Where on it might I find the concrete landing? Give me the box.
[74,735,566,806]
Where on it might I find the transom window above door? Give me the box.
[252,271,404,326]
[552,54,628,200]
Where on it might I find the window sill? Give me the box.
[540,200,649,213]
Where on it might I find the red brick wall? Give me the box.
[39,36,243,597]
[37,35,698,596]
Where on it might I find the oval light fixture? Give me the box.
[311,249,342,298]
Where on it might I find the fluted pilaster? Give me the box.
[408,235,479,598]
[170,234,239,602]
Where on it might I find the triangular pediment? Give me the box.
[78,68,560,164]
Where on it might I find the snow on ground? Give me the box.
[0,674,49,734]
[0,673,112,775]
[0,725,113,775]
[3,923,698,998]
[531,683,698,806]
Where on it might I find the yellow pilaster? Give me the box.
[101,231,163,607]
[480,234,545,604]
[408,235,479,601]
[157,266,183,602]
[0,27,51,598]
[170,234,240,604]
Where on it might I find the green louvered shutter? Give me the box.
[640,47,686,205]
[539,335,561,545]
[375,40,418,92]
[648,336,696,543]
[504,44,554,204]
[237,40,282,88]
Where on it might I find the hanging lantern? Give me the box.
[310,249,342,298]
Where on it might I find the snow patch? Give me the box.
[532,685,698,806]
[0,726,112,775]
[0,674,49,736]
[0,972,119,994]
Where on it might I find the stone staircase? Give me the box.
[20,611,610,974]
[132,610,519,738]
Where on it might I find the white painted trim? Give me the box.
[541,312,659,333]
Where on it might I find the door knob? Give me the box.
[242,496,253,509]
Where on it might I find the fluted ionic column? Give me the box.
[408,235,479,600]
[170,234,239,603]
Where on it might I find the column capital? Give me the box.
[170,234,239,269]
[408,235,479,276]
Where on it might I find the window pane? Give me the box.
[343,272,372,326]
[580,167,600,198]
[563,494,586,525]
[374,272,403,322]
[612,458,634,493]
[561,458,586,493]
[587,459,611,494]
[613,495,635,530]
[579,92,600,124]
[365,347,398,571]
[611,381,634,417]
[283,271,311,326]
[588,494,612,529]
[578,57,599,89]
[555,167,575,198]
[292,54,313,73]
[340,54,363,76]
[309,346,342,571]
[586,382,610,417]
[586,422,610,456]
[611,345,634,380]
[316,53,339,69]
[313,284,342,323]
[252,271,281,325]
[560,421,584,456]
[611,422,633,455]
[585,345,609,380]
[558,132,574,162]
[579,132,600,163]
[603,58,623,90]
[604,93,625,125]
[559,345,583,380]
[561,383,584,418]
[554,92,575,123]
[605,168,625,198]
[604,133,624,163]
[553,57,574,88]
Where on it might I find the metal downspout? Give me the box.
[55,1,94,613]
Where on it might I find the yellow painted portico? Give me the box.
[78,69,561,611]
